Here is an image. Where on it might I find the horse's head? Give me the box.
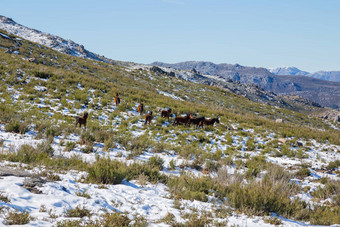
[115,92,119,96]
[149,111,153,115]
[168,108,172,113]
[84,112,88,118]
[216,118,220,123]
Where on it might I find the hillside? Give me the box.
[152,61,340,108]
[0,28,340,227]
[270,67,340,82]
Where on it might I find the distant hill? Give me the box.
[152,61,340,108]
[270,66,340,82]
[269,67,309,76]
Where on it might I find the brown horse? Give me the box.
[144,111,153,126]
[200,118,220,128]
[160,108,172,120]
[189,116,205,128]
[137,103,144,115]
[114,93,120,106]
[173,113,191,126]
[75,112,88,128]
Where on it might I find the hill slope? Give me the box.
[0,22,339,227]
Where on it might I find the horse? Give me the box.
[144,111,153,126]
[114,93,120,106]
[75,112,88,128]
[173,113,191,126]
[160,108,172,120]
[199,118,220,128]
[137,103,144,115]
[189,116,205,128]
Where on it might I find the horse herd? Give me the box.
[75,93,220,128]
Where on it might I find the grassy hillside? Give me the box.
[0,29,339,226]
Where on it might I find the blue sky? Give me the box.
[2,0,340,72]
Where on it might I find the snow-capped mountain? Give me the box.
[269,66,340,82]
[269,67,309,76]
[308,71,340,82]
[0,15,103,62]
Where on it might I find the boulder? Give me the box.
[275,119,284,123]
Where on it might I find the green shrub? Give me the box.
[167,175,215,202]
[295,167,310,179]
[100,212,131,226]
[327,160,340,170]
[86,158,127,184]
[246,137,256,151]
[5,120,29,134]
[34,71,53,79]
[65,141,76,151]
[245,155,266,178]
[81,145,94,154]
[66,206,91,218]
[79,131,95,145]
[148,156,164,170]
[0,192,10,203]
[5,210,31,225]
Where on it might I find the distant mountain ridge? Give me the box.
[151,61,340,108]
[269,67,309,76]
[270,66,340,82]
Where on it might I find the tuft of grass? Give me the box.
[5,120,29,134]
[0,192,10,203]
[65,141,76,152]
[148,156,164,170]
[5,210,32,225]
[66,206,91,218]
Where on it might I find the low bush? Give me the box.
[148,156,164,170]
[66,206,91,218]
[86,158,127,184]
[5,120,29,134]
[5,210,31,225]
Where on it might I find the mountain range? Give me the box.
[151,61,340,108]
[269,66,340,82]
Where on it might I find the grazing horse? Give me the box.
[75,112,88,128]
[189,116,205,128]
[137,103,144,115]
[160,108,172,120]
[114,93,120,106]
[144,111,153,126]
[173,113,191,126]
[200,118,220,128]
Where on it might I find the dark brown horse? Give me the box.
[173,113,191,126]
[160,108,172,120]
[189,116,205,128]
[199,118,220,128]
[75,112,88,128]
[137,103,144,115]
[144,111,153,126]
[114,93,120,106]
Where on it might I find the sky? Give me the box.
[1,0,340,72]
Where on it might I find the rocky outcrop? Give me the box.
[316,110,340,122]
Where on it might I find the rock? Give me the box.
[316,109,340,122]
[155,107,163,112]
[296,141,304,147]
[77,45,86,55]
[278,138,286,144]
[23,177,47,194]
[0,166,31,177]
[27,57,38,63]
[275,119,284,123]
